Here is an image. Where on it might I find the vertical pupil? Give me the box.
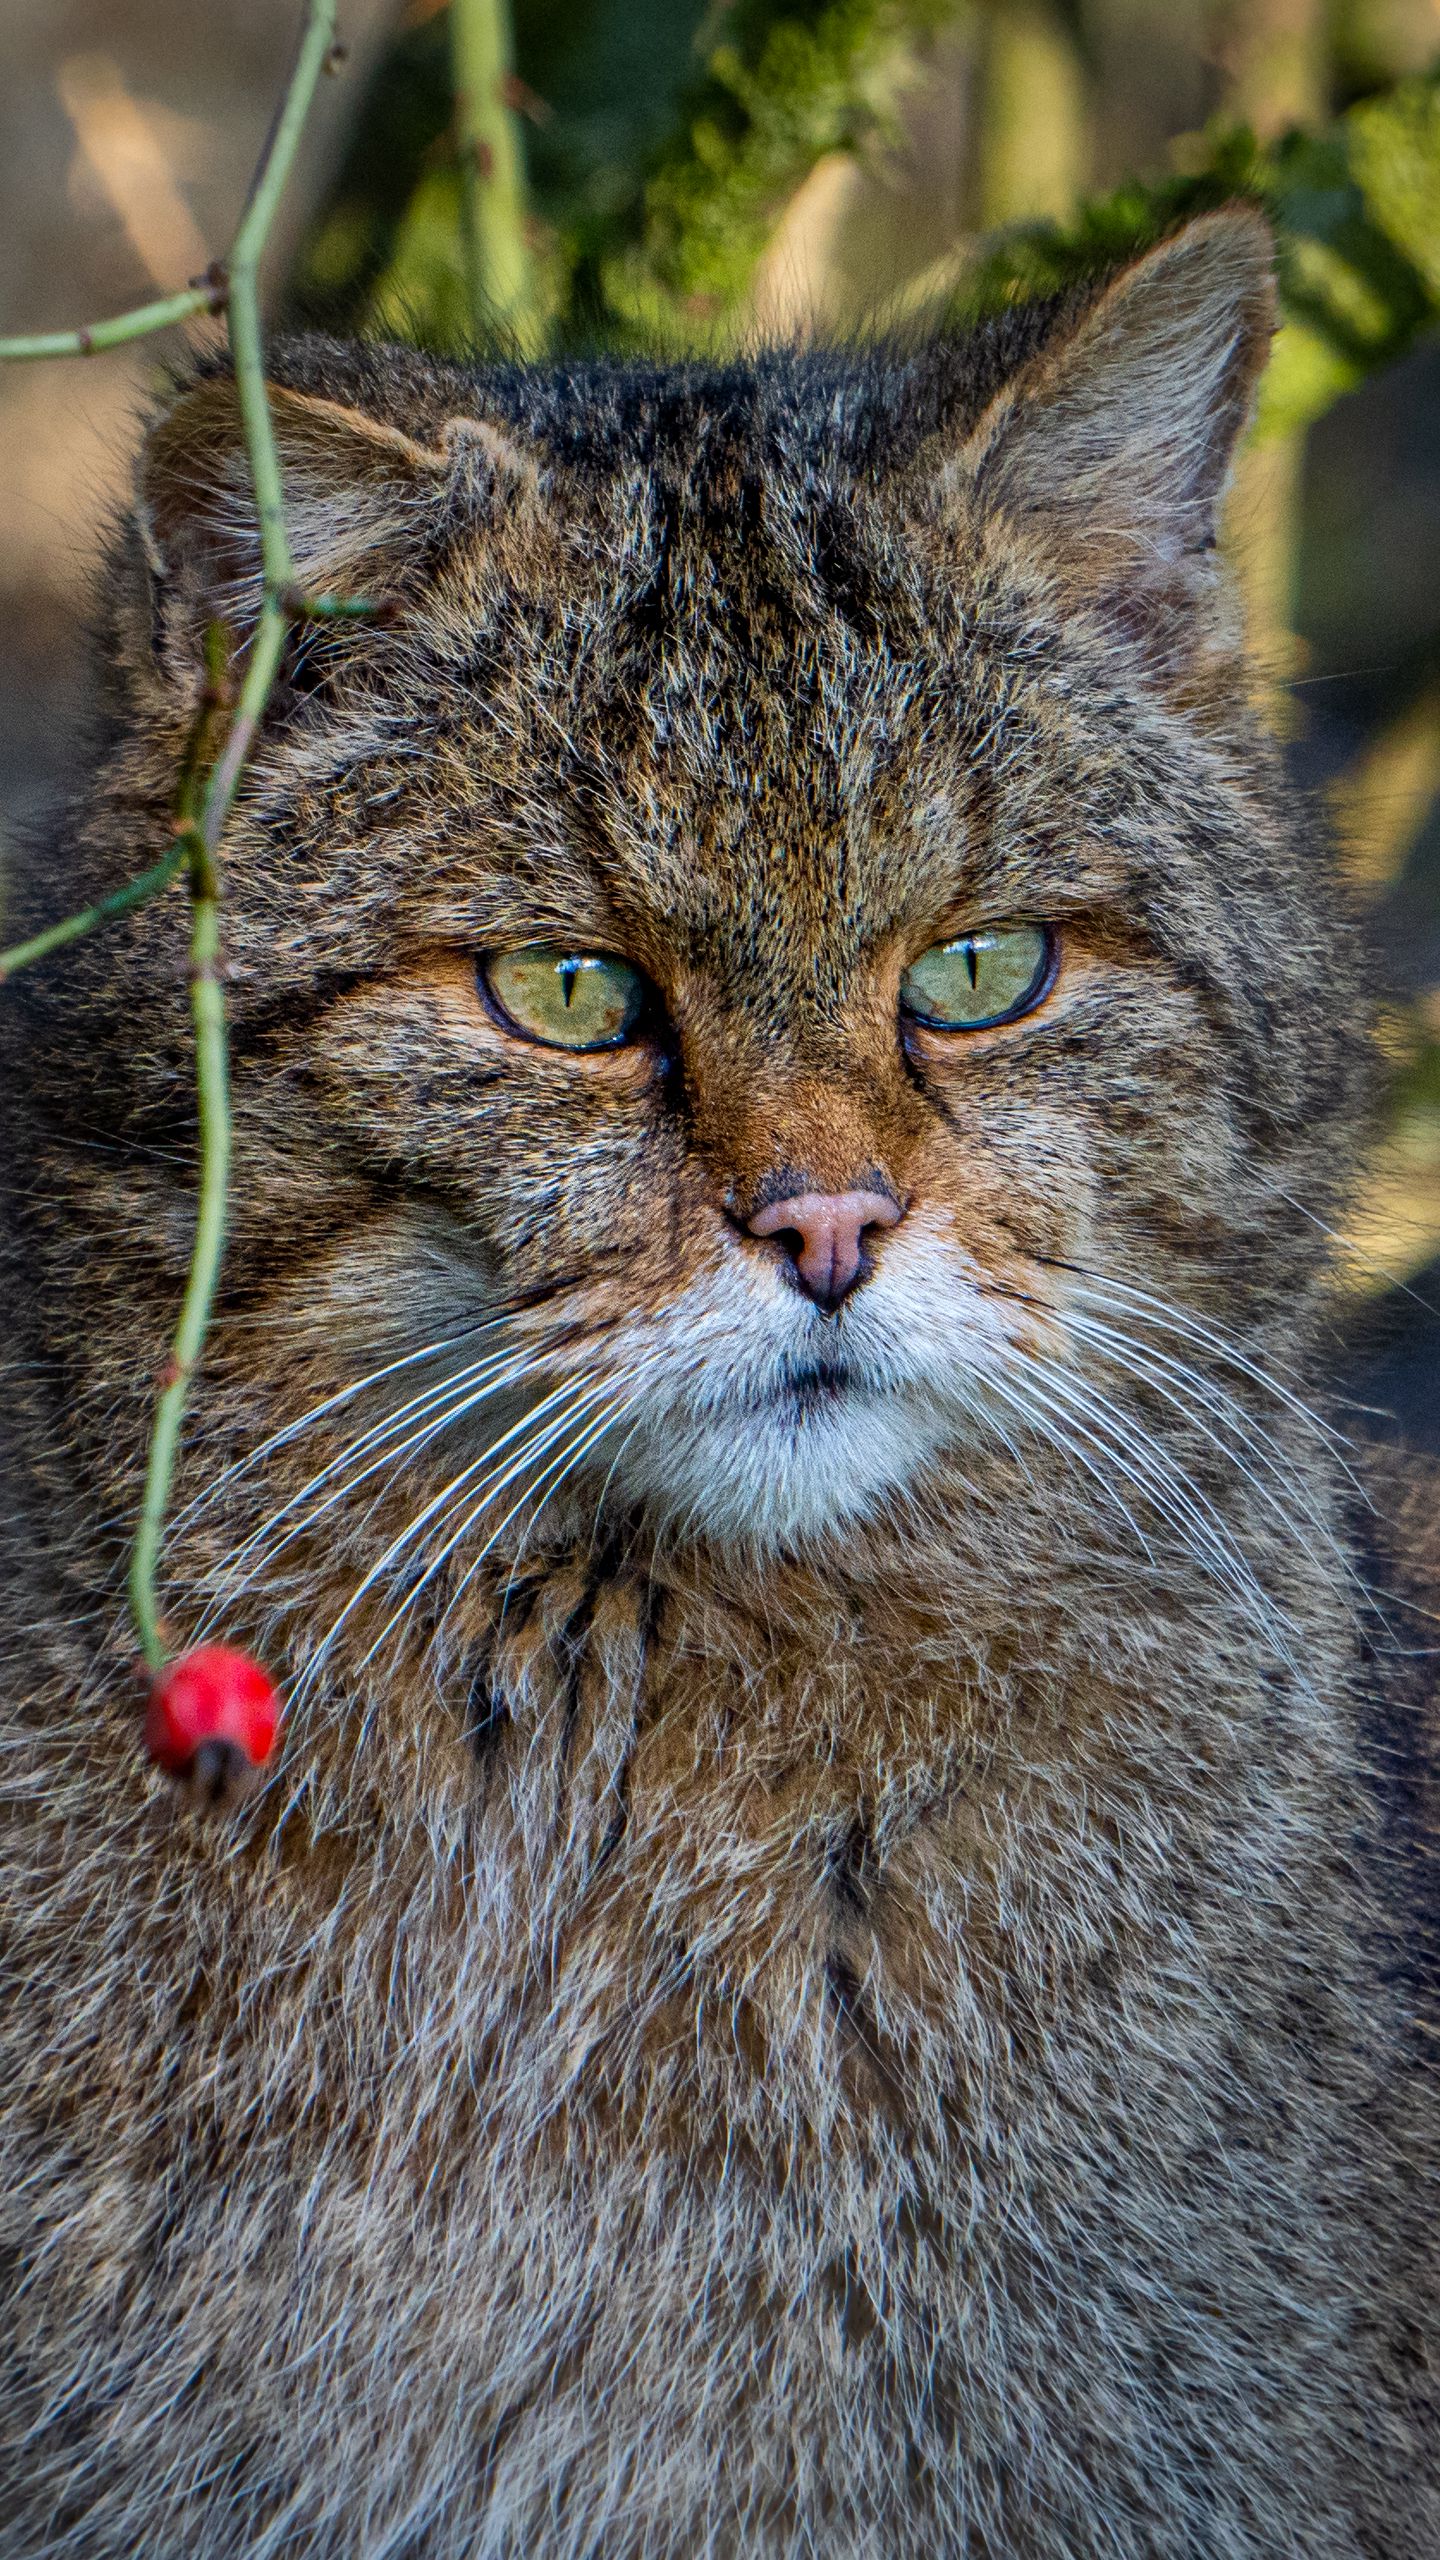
[964,941,979,990]
[559,960,579,1009]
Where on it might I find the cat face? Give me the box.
[115,210,1357,1569]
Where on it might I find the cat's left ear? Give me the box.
[946,207,1276,644]
[134,371,541,675]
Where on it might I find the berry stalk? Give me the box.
[128,630,238,1671]
[0,2,340,1743]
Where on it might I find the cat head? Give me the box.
[54,207,1360,1574]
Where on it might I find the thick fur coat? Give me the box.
[0,209,1435,2555]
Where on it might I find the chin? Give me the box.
[615,1384,950,1552]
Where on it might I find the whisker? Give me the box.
[186,1361,541,1644]
[1262,1179,1440,1317]
[366,1377,640,1651]
[169,1319,511,1542]
[174,1280,627,1550]
[992,1350,1304,1669]
[1036,1355,1278,1586]
[978,1364,1163,1571]
[1066,1269,1357,1457]
[296,1375,624,1696]
[349,1398,631,1689]
[434,1382,651,1657]
[1059,1310,1358,1590]
[200,1346,546,1611]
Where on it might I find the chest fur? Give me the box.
[0,1555,1407,2560]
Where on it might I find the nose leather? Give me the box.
[747,1189,902,1311]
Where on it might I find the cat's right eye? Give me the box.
[481,946,652,1052]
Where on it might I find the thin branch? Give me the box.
[128,0,340,1666]
[0,1,343,1676]
[0,281,226,362]
[278,585,386,619]
[129,631,236,1668]
[127,891,230,1670]
[227,0,338,604]
[199,614,291,863]
[0,844,185,981]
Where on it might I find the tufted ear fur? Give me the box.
[949,208,1276,646]
[137,373,539,670]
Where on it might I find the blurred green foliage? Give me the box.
[295,0,745,346]
[290,0,956,348]
[289,3,1440,428]
[948,77,1440,440]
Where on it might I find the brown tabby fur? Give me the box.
[0,209,1435,2555]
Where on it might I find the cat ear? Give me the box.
[136,371,537,662]
[948,208,1276,644]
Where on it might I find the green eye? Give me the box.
[900,925,1054,1031]
[482,947,650,1051]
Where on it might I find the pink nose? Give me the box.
[747,1189,903,1312]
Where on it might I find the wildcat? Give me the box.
[0,204,1435,2557]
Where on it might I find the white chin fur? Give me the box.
[583,1212,1025,1554]
[617,1386,952,1552]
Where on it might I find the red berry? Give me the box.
[144,1645,281,1780]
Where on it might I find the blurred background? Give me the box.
[2,0,1439,1437]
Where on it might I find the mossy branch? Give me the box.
[589,0,954,346]
[450,0,535,347]
[0,0,342,1671]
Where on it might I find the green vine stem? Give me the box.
[0,280,228,363]
[127,628,234,1667]
[0,845,186,982]
[0,0,341,1671]
[451,0,535,348]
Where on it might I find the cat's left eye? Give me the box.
[900,924,1055,1032]
[481,946,651,1051]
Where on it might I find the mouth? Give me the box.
[592,1332,948,1547]
[748,1359,861,1417]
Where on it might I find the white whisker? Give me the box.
[169,1318,511,1544]
[296,1374,625,1698]
[200,1346,546,1617]
[432,1382,651,1660]
[989,1347,1303,1670]
[1059,1309,1356,1591]
[361,1379,640,1660]
[1037,1357,1275,1587]
[1072,1273,1352,1455]
[1262,1178,1440,1315]
[979,1363,1163,1571]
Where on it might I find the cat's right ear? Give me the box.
[133,371,538,684]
